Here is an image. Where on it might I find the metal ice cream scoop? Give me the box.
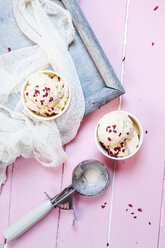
[4,160,110,242]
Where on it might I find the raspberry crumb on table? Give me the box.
[128,204,133,207]
[153,6,159,11]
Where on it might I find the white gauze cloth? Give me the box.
[0,0,85,189]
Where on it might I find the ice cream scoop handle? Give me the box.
[3,200,52,242]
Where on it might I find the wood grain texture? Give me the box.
[109,1,165,247]
[159,166,165,248]
[1,0,165,248]
[0,165,13,245]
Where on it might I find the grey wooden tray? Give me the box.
[0,0,125,115]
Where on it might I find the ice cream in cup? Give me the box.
[22,71,71,120]
[95,111,143,160]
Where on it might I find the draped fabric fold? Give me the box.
[0,0,85,189]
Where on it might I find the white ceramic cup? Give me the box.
[21,70,71,121]
[95,110,143,160]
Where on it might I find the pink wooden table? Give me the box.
[0,0,165,247]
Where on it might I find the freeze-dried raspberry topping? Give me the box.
[24,72,69,117]
[97,111,140,158]
[49,97,54,102]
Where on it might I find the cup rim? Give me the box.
[95,110,144,160]
[21,70,71,121]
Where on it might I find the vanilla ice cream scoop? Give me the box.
[97,111,141,158]
[23,72,70,118]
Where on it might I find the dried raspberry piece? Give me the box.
[121,142,124,148]
[145,130,148,134]
[109,149,119,157]
[133,216,137,219]
[26,92,29,96]
[8,47,11,52]
[108,137,111,141]
[43,92,48,97]
[109,151,114,157]
[40,100,44,105]
[122,57,125,62]
[35,85,39,88]
[153,6,159,11]
[113,152,118,157]
[126,132,129,135]
[35,99,37,102]
[122,149,125,152]
[152,42,154,46]
[149,222,151,225]
[109,130,112,133]
[128,204,133,207]
[49,97,53,102]
[112,125,116,129]
[35,89,40,95]
[45,87,50,91]
[114,147,121,151]
[106,126,111,132]
[138,208,142,212]
[49,113,56,117]
[52,107,54,110]
[119,132,122,137]
[113,130,117,133]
